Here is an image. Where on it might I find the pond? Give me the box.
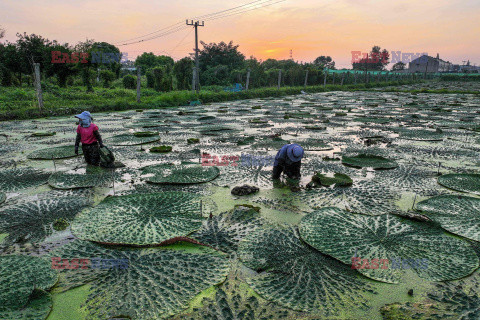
[0,88,479,320]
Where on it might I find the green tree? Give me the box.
[123,74,136,89]
[198,41,245,86]
[314,56,335,69]
[99,70,116,88]
[173,57,193,90]
[44,43,77,87]
[15,32,53,85]
[74,39,95,92]
[90,42,122,78]
[352,46,389,71]
[151,66,172,92]
[392,61,406,71]
[135,53,174,75]
[146,70,155,88]
[0,44,20,86]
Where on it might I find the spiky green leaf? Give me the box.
[0,168,50,192]
[0,197,91,245]
[342,154,398,169]
[238,227,375,315]
[416,195,480,242]
[299,207,479,283]
[0,256,57,312]
[438,174,480,195]
[51,240,230,320]
[28,146,81,160]
[142,164,220,185]
[72,192,204,246]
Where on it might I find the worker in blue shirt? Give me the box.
[272,144,304,180]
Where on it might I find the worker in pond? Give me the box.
[74,111,104,166]
[272,143,304,180]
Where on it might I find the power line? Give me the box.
[114,1,269,45]
[117,25,189,46]
[113,22,184,45]
[115,0,286,47]
[168,28,193,56]
[201,0,286,22]
[192,0,270,20]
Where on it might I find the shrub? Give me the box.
[123,75,136,89]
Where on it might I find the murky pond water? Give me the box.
[0,88,479,320]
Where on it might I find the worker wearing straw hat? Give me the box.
[272,143,304,180]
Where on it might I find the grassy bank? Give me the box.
[0,80,420,121]
[380,87,480,95]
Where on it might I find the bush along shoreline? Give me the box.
[0,79,425,121]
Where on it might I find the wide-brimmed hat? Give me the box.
[287,144,304,162]
[75,111,92,121]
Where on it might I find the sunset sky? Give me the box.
[1,0,479,68]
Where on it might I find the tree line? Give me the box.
[1,28,405,93]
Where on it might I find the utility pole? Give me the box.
[192,67,196,93]
[186,20,205,94]
[304,69,309,87]
[136,67,141,103]
[246,68,251,91]
[277,70,282,89]
[33,63,44,111]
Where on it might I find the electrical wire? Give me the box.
[115,0,286,46]
[202,0,286,22]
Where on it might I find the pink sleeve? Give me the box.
[76,125,80,133]
[93,124,99,131]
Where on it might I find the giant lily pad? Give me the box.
[0,197,91,245]
[238,227,376,315]
[311,172,353,187]
[142,164,220,185]
[299,207,479,283]
[0,290,53,320]
[0,256,57,314]
[416,195,480,242]
[438,174,480,195]
[106,133,160,146]
[0,168,50,192]
[342,154,398,169]
[191,205,264,253]
[172,277,305,320]
[28,145,81,160]
[72,192,205,246]
[50,240,229,320]
[48,170,112,189]
[398,129,444,141]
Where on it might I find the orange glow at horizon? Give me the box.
[0,0,479,68]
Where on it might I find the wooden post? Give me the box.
[192,67,196,93]
[246,68,251,91]
[34,63,44,111]
[277,70,282,89]
[323,69,328,87]
[354,72,357,84]
[304,69,309,87]
[136,67,141,103]
[332,72,336,85]
[341,73,345,86]
[377,72,380,82]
